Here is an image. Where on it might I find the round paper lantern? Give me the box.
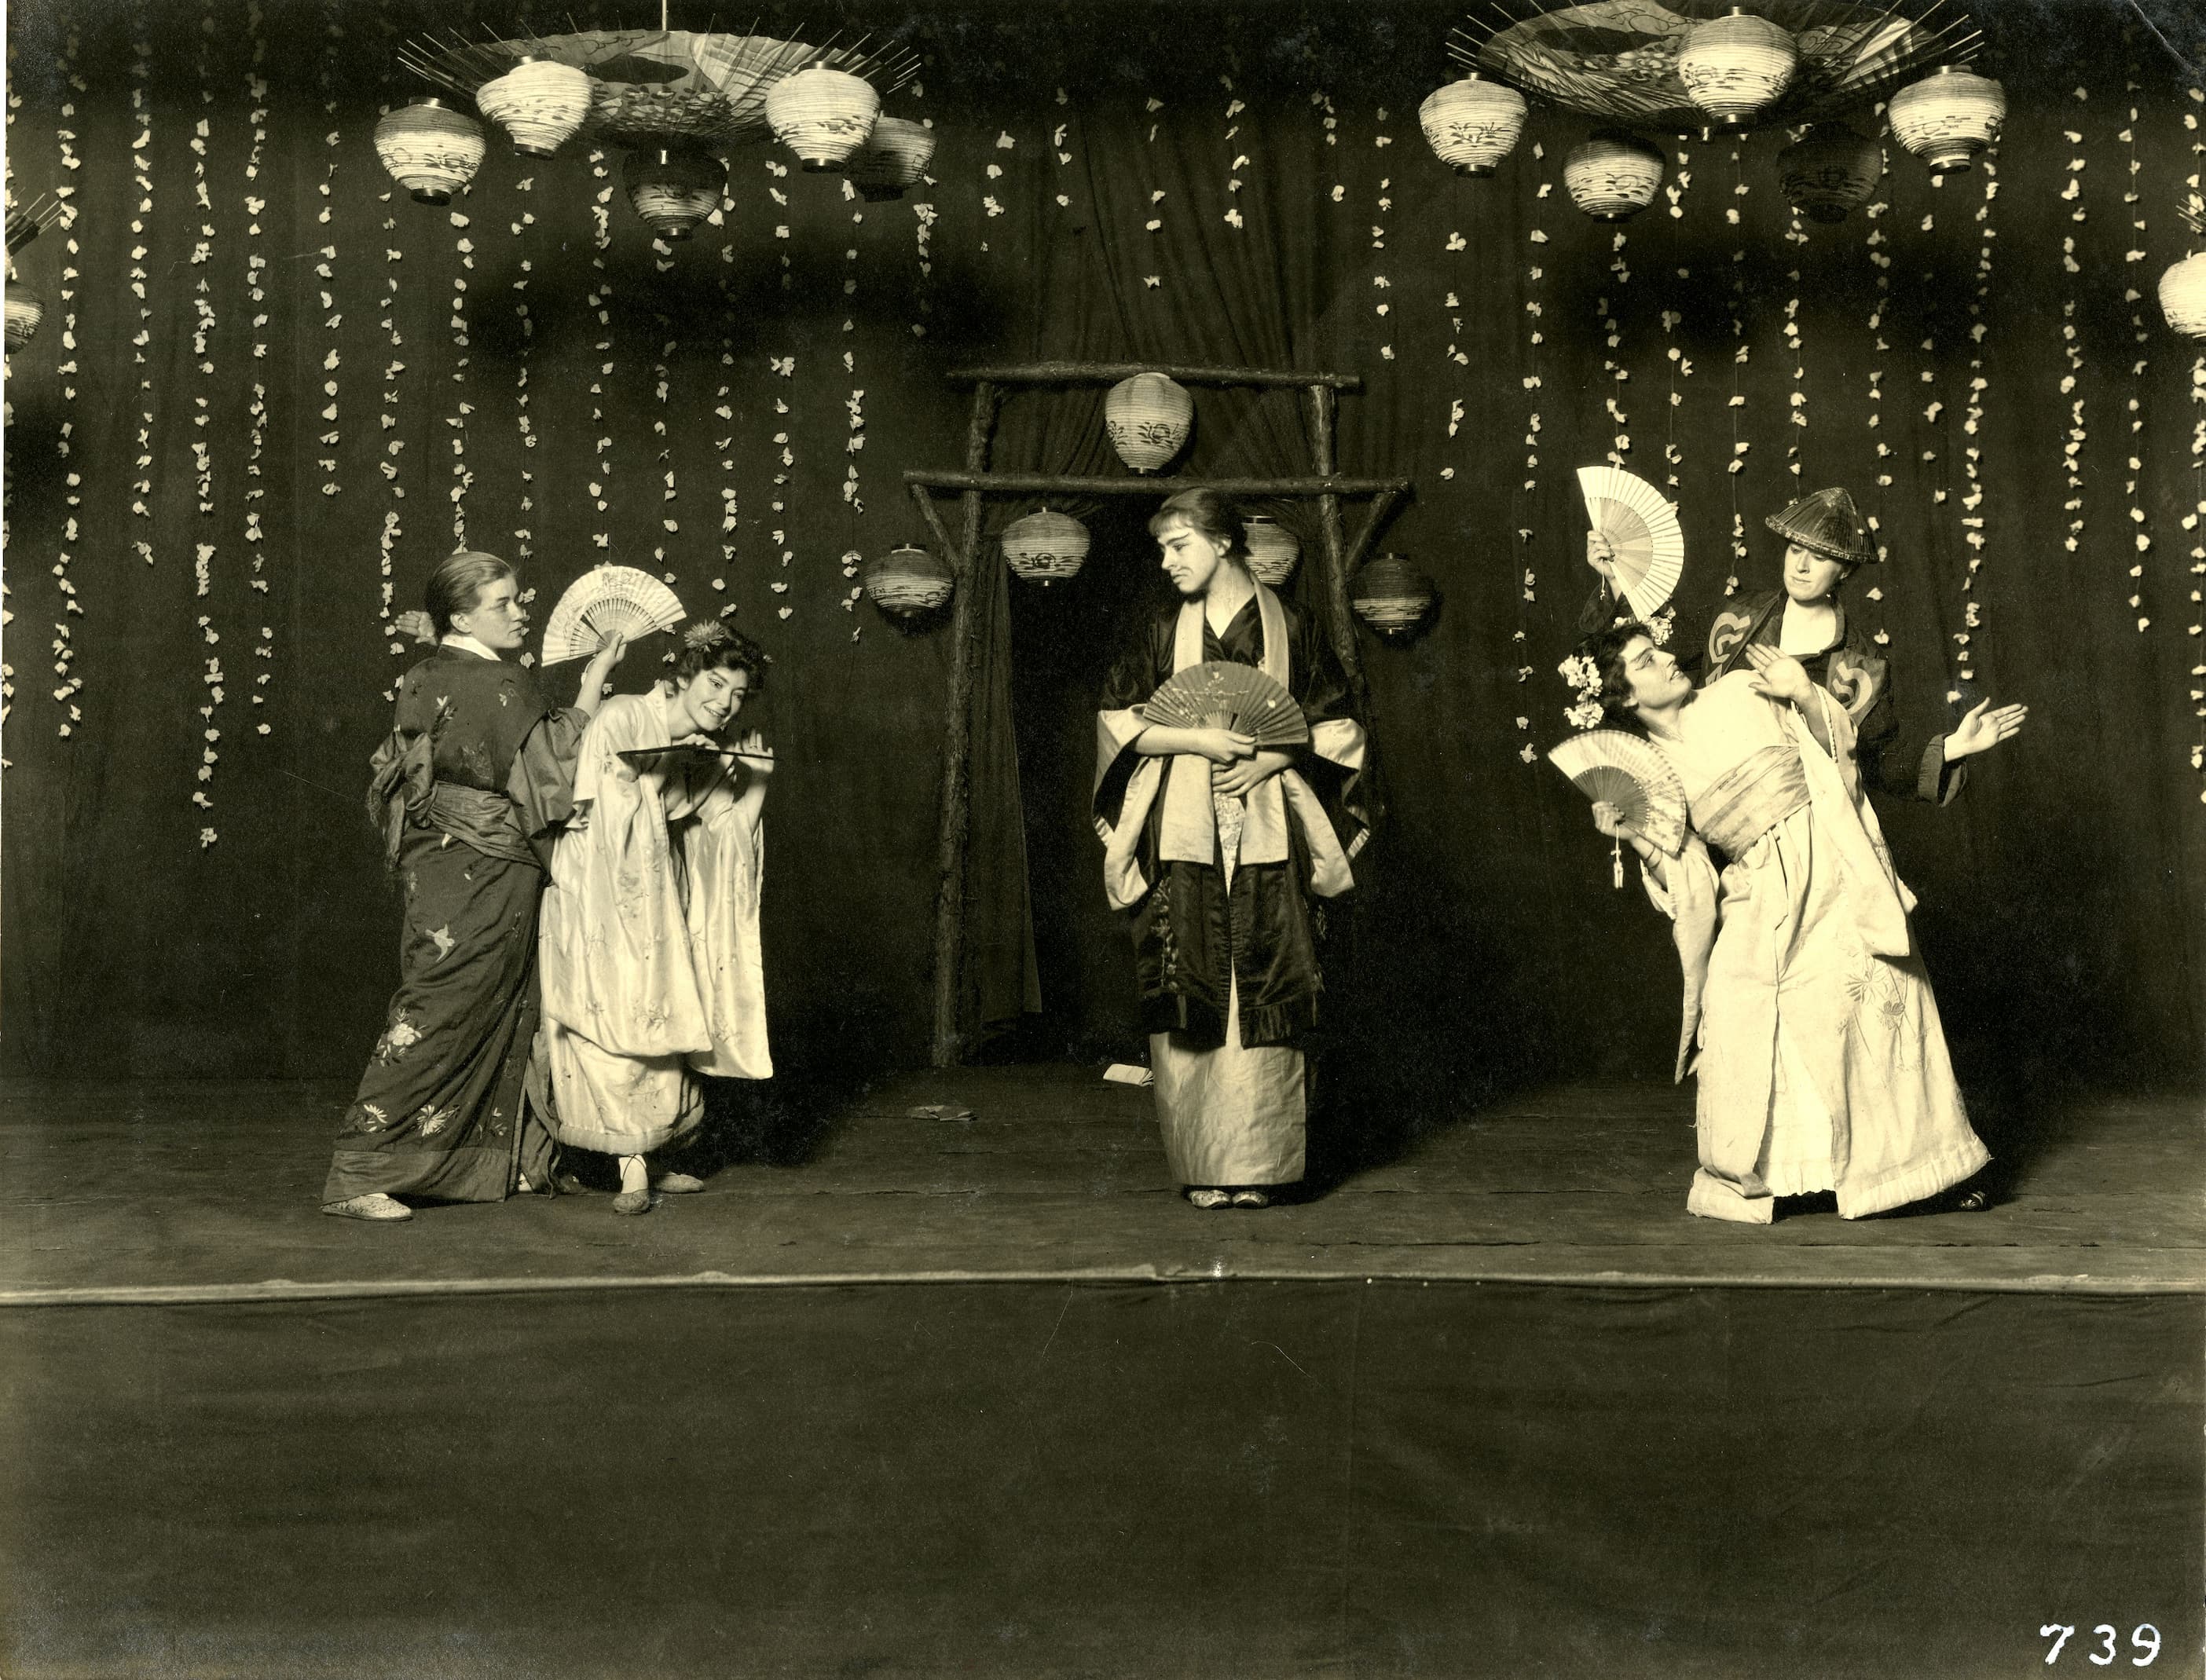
[624,147,725,240]
[2159,252,2206,340]
[373,98,487,205]
[1350,555,1436,636]
[1104,373,1195,473]
[765,63,881,171]
[1886,67,2006,174]
[1777,123,1882,223]
[863,544,955,617]
[1002,509,1090,584]
[1242,516,1301,587]
[845,115,936,202]
[1676,8,1797,128]
[475,57,594,158]
[4,288,45,351]
[1417,75,1529,178]
[1563,131,1665,221]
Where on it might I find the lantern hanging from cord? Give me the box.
[373,97,488,204]
[624,146,725,240]
[1563,131,1665,221]
[1416,74,1528,178]
[1676,8,1797,128]
[1242,516,1302,587]
[764,62,881,170]
[475,56,595,157]
[1104,372,1195,473]
[1350,555,1436,638]
[3,287,44,351]
[1002,509,1090,584]
[1886,66,2006,174]
[844,115,936,201]
[863,543,955,616]
[1777,123,1882,223]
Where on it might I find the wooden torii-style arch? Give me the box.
[903,361,1412,1069]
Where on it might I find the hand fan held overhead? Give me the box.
[1545,728,1690,889]
[539,564,687,664]
[1577,464,1685,624]
[1140,661,1310,749]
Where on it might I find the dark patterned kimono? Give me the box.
[321,646,588,1205]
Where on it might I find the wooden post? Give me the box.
[1304,382,1367,705]
[928,381,1002,1068]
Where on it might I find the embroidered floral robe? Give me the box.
[537,688,770,1158]
[324,645,588,1205]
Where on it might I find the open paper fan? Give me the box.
[539,565,685,664]
[1141,662,1310,749]
[1577,464,1684,623]
[1547,728,1689,859]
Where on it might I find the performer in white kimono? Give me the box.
[1573,619,1990,1224]
[1095,491,1369,1209]
[537,621,773,1215]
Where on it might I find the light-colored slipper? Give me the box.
[322,1193,412,1222]
[1229,1189,1273,1209]
[1185,1188,1232,1210]
[611,1188,654,1216]
[651,1172,706,1194]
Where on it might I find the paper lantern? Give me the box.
[1777,123,1882,223]
[624,147,725,240]
[1104,373,1194,473]
[2160,252,2206,340]
[863,544,955,616]
[373,98,487,205]
[764,63,880,171]
[1676,8,1797,127]
[475,57,594,158]
[1563,131,1665,221]
[1350,555,1436,636]
[845,115,936,202]
[3,289,44,351]
[1417,75,1529,178]
[1242,516,1301,587]
[1886,67,2006,174]
[1002,509,1090,584]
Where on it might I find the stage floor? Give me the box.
[3,1067,2198,1301]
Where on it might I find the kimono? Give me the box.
[323,642,589,1205]
[1637,670,1990,1223]
[536,687,770,1158]
[1094,584,1369,1187]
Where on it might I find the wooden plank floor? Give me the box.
[1,1067,2199,1300]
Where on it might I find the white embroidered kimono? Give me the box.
[537,688,771,1157]
[1640,672,1988,1222]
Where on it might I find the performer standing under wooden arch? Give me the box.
[1093,491,1369,1210]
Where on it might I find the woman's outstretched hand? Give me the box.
[731,729,775,774]
[1742,642,1812,705]
[1944,697,2028,760]
[1591,800,1642,844]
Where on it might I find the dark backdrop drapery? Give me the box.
[3,0,2201,1111]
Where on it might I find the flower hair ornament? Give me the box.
[683,620,735,651]
[1558,653,1606,733]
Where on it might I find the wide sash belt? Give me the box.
[426,781,539,869]
[1691,745,1808,858]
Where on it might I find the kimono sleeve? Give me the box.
[1288,607,1371,859]
[1094,613,1171,829]
[1851,670,1965,805]
[507,705,594,869]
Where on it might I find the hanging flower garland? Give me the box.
[709,336,738,611]
[1515,141,1552,765]
[770,353,796,620]
[242,12,274,732]
[1600,231,1632,470]
[375,147,409,659]
[1952,151,2000,680]
[2059,97,2087,580]
[510,173,537,565]
[653,335,680,587]
[2120,68,2153,637]
[46,23,86,739]
[2186,90,2206,798]
[583,268,617,558]
[1221,71,1249,233]
[445,203,475,547]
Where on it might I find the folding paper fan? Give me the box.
[1546,728,1689,858]
[1141,662,1310,749]
[1577,464,1685,623]
[539,565,686,664]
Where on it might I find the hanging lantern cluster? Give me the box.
[2,193,66,356]
[1676,9,1797,128]
[845,115,936,202]
[863,543,955,616]
[475,56,595,158]
[1002,510,1090,584]
[1242,516,1301,587]
[373,98,488,205]
[1105,372,1195,473]
[1563,131,1665,222]
[1886,65,2006,174]
[1351,555,1437,637]
[2162,197,2206,342]
[764,62,881,170]
[1416,74,1528,178]
[623,146,725,240]
[4,289,44,351]
[1778,123,1882,223]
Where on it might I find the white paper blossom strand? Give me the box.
[2187,90,2206,796]
[2120,72,2152,636]
[1723,144,1749,594]
[1954,153,1999,677]
[770,354,797,620]
[511,184,536,563]
[2060,104,2087,571]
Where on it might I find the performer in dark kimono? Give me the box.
[321,551,626,1222]
[1581,487,2025,803]
[1094,491,1369,1210]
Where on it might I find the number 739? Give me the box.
[2041,1624,2160,1666]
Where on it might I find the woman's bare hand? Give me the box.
[732,728,775,773]
[1188,727,1257,765]
[1591,800,1642,843]
[1586,531,1618,583]
[1212,749,1292,800]
[1944,698,2028,760]
[1743,642,1812,705]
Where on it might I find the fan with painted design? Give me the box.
[539,565,686,664]
[1141,661,1310,749]
[1548,727,1689,886]
[1577,464,1685,623]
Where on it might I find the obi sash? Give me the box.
[1691,745,1808,858]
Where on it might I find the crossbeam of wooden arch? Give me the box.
[905,362,1412,1068]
